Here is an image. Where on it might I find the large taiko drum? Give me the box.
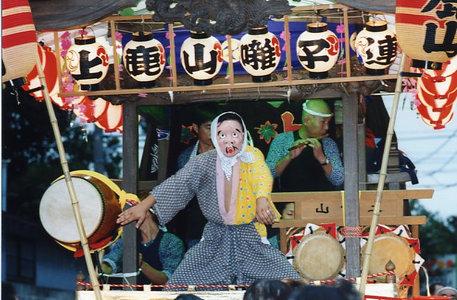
[362,233,416,280]
[39,171,123,252]
[293,230,345,281]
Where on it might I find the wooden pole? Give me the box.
[110,19,121,90]
[226,35,235,86]
[35,55,102,300]
[343,8,351,77]
[359,54,406,297]
[284,15,293,82]
[168,23,178,87]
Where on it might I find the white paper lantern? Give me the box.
[180,32,223,86]
[296,22,339,79]
[123,32,166,87]
[355,20,398,75]
[65,36,109,90]
[240,26,281,82]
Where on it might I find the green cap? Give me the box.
[302,99,333,117]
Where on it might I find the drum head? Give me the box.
[362,233,415,278]
[39,177,103,243]
[293,232,345,281]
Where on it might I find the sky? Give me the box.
[383,94,457,220]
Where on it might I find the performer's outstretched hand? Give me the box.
[117,195,156,228]
[256,197,275,225]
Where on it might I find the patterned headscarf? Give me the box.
[211,111,253,179]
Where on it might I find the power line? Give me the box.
[411,129,457,164]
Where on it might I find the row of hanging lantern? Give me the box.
[61,19,398,88]
[21,44,123,133]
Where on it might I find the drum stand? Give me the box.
[36,54,102,300]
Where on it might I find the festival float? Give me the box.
[3,0,457,299]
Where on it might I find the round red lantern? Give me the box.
[354,20,397,75]
[22,45,81,110]
[240,26,281,82]
[416,101,454,130]
[95,101,123,133]
[417,72,457,109]
[73,97,109,123]
[180,32,223,86]
[123,32,166,87]
[296,22,339,79]
[65,36,109,90]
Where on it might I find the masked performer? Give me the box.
[118,111,301,286]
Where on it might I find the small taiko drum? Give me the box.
[39,171,122,252]
[362,233,415,279]
[293,230,345,281]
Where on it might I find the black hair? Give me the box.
[287,280,360,300]
[175,294,204,300]
[217,112,244,132]
[193,104,219,126]
[243,279,291,300]
[430,283,445,295]
[194,110,216,126]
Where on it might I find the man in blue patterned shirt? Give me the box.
[101,210,184,284]
[266,99,344,192]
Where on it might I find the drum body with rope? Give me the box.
[361,233,415,280]
[39,171,123,252]
[293,230,345,281]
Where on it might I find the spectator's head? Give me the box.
[211,112,246,158]
[243,279,292,300]
[280,203,295,220]
[287,280,360,300]
[192,109,216,150]
[436,286,457,300]
[430,283,445,295]
[301,99,333,138]
[175,294,204,300]
[282,278,305,289]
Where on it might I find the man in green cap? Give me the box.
[266,99,343,192]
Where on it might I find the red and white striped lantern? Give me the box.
[416,101,454,130]
[73,97,110,123]
[22,45,81,110]
[2,0,37,83]
[95,102,123,133]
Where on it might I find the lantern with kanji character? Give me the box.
[123,32,166,87]
[396,0,457,65]
[2,0,37,83]
[65,36,109,90]
[180,32,223,86]
[296,22,339,79]
[354,20,398,75]
[240,26,281,82]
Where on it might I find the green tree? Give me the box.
[2,85,121,223]
[411,202,457,259]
